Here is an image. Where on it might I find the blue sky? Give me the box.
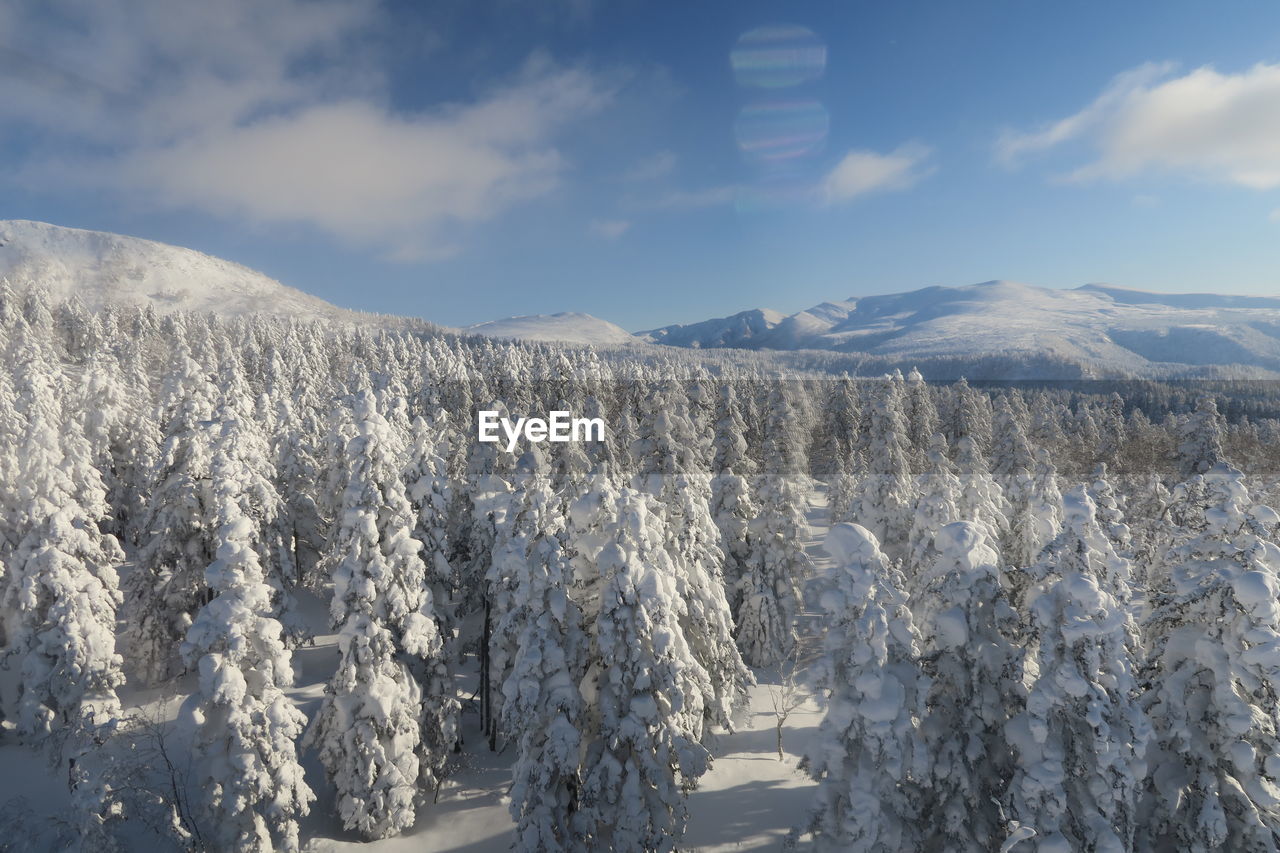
[4,0,1280,330]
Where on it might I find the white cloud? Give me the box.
[634,148,932,214]
[589,219,631,239]
[108,67,609,260]
[999,62,1280,189]
[1,0,376,141]
[822,144,933,203]
[2,0,614,259]
[995,63,1173,166]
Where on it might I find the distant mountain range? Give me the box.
[6,220,1280,377]
[484,280,1280,376]
[635,280,1280,376]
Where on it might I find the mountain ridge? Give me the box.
[634,279,1280,376]
[6,220,1280,377]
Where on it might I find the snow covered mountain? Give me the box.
[465,312,639,346]
[638,280,1280,376]
[0,220,362,322]
[11,219,1280,375]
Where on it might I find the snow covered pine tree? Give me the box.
[794,523,929,852]
[180,448,314,852]
[307,390,455,840]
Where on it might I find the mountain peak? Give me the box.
[0,219,355,322]
[465,312,638,346]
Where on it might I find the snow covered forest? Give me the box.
[4,282,1280,852]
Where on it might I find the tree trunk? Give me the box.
[482,598,493,750]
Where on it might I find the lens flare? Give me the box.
[730,25,827,89]
[734,99,829,164]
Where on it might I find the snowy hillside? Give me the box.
[0,220,361,322]
[640,307,788,348]
[638,280,1280,375]
[464,312,639,346]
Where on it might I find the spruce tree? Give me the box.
[990,395,1034,496]
[810,376,860,482]
[736,384,810,668]
[123,352,219,684]
[631,382,752,732]
[856,375,914,563]
[2,347,124,738]
[906,433,962,582]
[710,383,758,616]
[1088,462,1132,555]
[404,410,456,648]
[1139,464,1280,851]
[180,451,314,852]
[903,368,940,474]
[503,532,586,850]
[575,489,712,851]
[1002,454,1065,607]
[913,522,1023,852]
[308,390,455,839]
[486,448,557,748]
[795,523,929,852]
[1176,396,1227,481]
[1007,491,1148,852]
[272,394,327,587]
[953,434,1008,552]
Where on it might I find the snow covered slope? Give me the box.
[465,312,639,346]
[0,220,361,322]
[638,280,1280,376]
[642,307,788,348]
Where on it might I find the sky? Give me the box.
[4,0,1280,330]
